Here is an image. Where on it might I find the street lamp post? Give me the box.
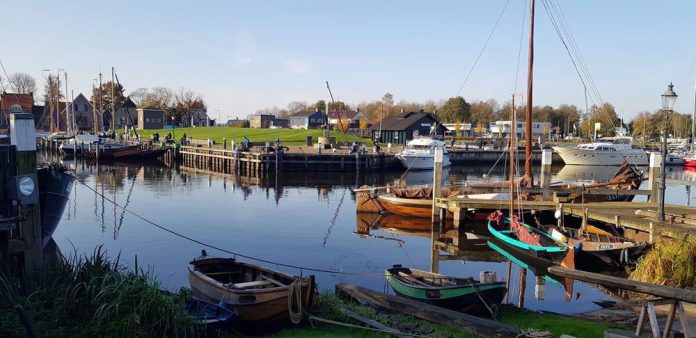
[658,82,678,222]
[171,116,176,142]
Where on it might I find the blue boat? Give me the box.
[487,211,573,267]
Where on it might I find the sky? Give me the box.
[2,1,696,121]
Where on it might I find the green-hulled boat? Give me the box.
[385,266,506,315]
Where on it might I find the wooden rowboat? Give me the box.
[188,251,317,326]
[385,266,506,315]
[487,211,574,268]
[538,223,648,268]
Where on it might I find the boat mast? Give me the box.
[64,72,70,135]
[524,0,535,185]
[99,72,103,133]
[692,80,696,151]
[509,94,516,216]
[111,67,116,134]
[92,81,98,134]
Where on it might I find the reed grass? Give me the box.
[629,235,696,290]
[0,246,203,338]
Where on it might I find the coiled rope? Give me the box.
[288,278,304,324]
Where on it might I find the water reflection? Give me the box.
[49,158,694,315]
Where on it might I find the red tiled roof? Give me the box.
[327,110,360,119]
[0,92,34,111]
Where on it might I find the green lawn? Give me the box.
[136,127,369,146]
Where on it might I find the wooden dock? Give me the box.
[434,197,696,240]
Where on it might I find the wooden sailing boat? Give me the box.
[487,0,575,269]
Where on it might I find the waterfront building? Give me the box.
[59,93,97,131]
[368,111,446,145]
[289,111,327,129]
[136,108,165,129]
[112,98,138,130]
[250,114,274,128]
[489,120,551,139]
[0,92,34,128]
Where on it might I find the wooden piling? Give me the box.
[9,113,43,291]
[432,147,443,225]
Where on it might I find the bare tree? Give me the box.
[173,88,206,125]
[8,73,37,94]
[43,75,62,102]
[137,87,173,109]
[128,87,150,106]
[286,101,309,115]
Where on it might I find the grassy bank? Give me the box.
[630,234,695,290]
[136,127,369,146]
[0,247,201,337]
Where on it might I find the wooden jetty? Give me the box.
[549,267,693,338]
[433,198,696,241]
[164,145,400,174]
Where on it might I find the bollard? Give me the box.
[648,152,661,202]
[431,147,443,225]
[541,149,552,200]
[223,138,227,150]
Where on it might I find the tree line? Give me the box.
[0,72,207,125]
[3,72,692,137]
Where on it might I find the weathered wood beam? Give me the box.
[548,267,696,304]
[335,283,521,338]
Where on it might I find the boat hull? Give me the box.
[37,166,75,248]
[397,153,451,170]
[377,195,434,218]
[385,267,506,315]
[553,146,648,166]
[188,256,315,327]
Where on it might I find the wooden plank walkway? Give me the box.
[434,197,696,238]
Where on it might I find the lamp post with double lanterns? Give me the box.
[658,83,678,222]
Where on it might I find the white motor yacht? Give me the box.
[396,137,451,170]
[553,136,648,166]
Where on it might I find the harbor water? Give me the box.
[51,157,693,314]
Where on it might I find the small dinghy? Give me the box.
[188,251,317,326]
[385,265,506,315]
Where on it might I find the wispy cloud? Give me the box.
[285,59,310,74]
[232,54,252,68]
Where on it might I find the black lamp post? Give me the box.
[171,116,176,142]
[658,83,678,222]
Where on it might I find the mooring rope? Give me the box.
[288,278,304,324]
[71,175,384,277]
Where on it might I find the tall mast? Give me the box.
[71,90,76,133]
[49,76,54,132]
[64,72,69,134]
[509,94,516,216]
[99,72,103,132]
[524,0,535,184]
[111,67,116,133]
[92,81,98,134]
[692,80,696,150]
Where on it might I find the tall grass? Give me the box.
[0,246,203,337]
[630,235,696,290]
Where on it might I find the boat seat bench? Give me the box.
[229,280,273,289]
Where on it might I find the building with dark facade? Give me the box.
[368,111,446,145]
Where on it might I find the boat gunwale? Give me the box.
[384,267,506,292]
[487,219,568,253]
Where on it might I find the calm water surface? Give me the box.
[51,157,693,314]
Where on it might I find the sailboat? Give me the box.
[486,83,574,268]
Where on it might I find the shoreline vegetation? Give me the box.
[1,248,624,337]
[135,127,369,146]
[630,235,696,290]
